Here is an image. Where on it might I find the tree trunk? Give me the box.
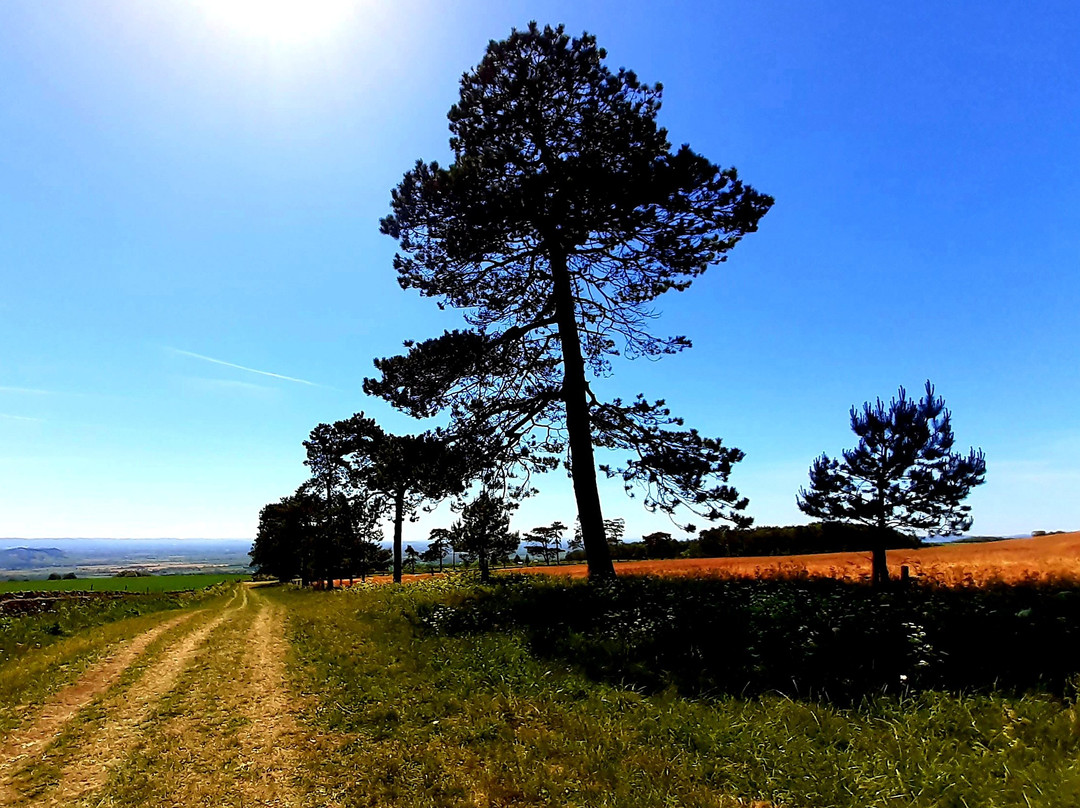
[479,553,490,583]
[872,522,890,587]
[550,251,616,581]
[392,488,405,584]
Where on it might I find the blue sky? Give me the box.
[1,1,1077,541]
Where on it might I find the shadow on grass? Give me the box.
[413,575,1080,703]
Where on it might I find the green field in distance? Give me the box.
[0,573,249,594]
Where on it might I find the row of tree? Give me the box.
[251,465,577,584]
[564,523,919,563]
[251,414,512,585]
[253,23,768,584]
[251,379,986,586]
[252,24,985,587]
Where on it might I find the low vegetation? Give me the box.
[6,570,1078,805]
[420,575,1080,700]
[0,582,233,670]
[274,575,1080,807]
[0,573,247,594]
[0,583,236,742]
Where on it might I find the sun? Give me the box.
[193,0,357,44]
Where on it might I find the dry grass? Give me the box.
[507,530,1080,586]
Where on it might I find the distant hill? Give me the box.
[0,538,252,578]
[0,546,66,569]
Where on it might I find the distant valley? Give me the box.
[0,538,253,579]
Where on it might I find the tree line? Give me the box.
[563,522,918,563]
[251,24,985,588]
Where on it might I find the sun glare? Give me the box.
[193,0,357,44]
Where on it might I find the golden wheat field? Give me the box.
[508,530,1080,586]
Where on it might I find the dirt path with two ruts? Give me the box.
[0,584,307,807]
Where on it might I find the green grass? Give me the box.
[0,582,236,676]
[0,573,248,594]
[422,574,1080,699]
[269,577,1080,808]
[0,583,239,738]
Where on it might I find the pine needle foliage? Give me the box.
[798,381,987,584]
[367,23,773,579]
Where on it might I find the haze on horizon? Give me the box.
[1,1,1077,542]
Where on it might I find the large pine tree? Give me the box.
[367,23,772,579]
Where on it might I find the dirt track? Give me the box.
[0,584,305,807]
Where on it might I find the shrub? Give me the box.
[417,575,1080,702]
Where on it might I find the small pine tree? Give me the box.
[404,545,420,574]
[798,382,986,585]
[420,527,452,572]
[450,491,518,582]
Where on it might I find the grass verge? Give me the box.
[0,573,249,594]
[0,583,235,735]
[271,576,1080,808]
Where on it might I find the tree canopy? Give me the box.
[367,23,772,580]
[449,491,519,582]
[304,413,475,583]
[248,489,387,584]
[250,492,317,583]
[524,520,567,565]
[797,382,987,584]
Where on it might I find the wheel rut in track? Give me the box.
[4,585,312,808]
[0,607,208,805]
